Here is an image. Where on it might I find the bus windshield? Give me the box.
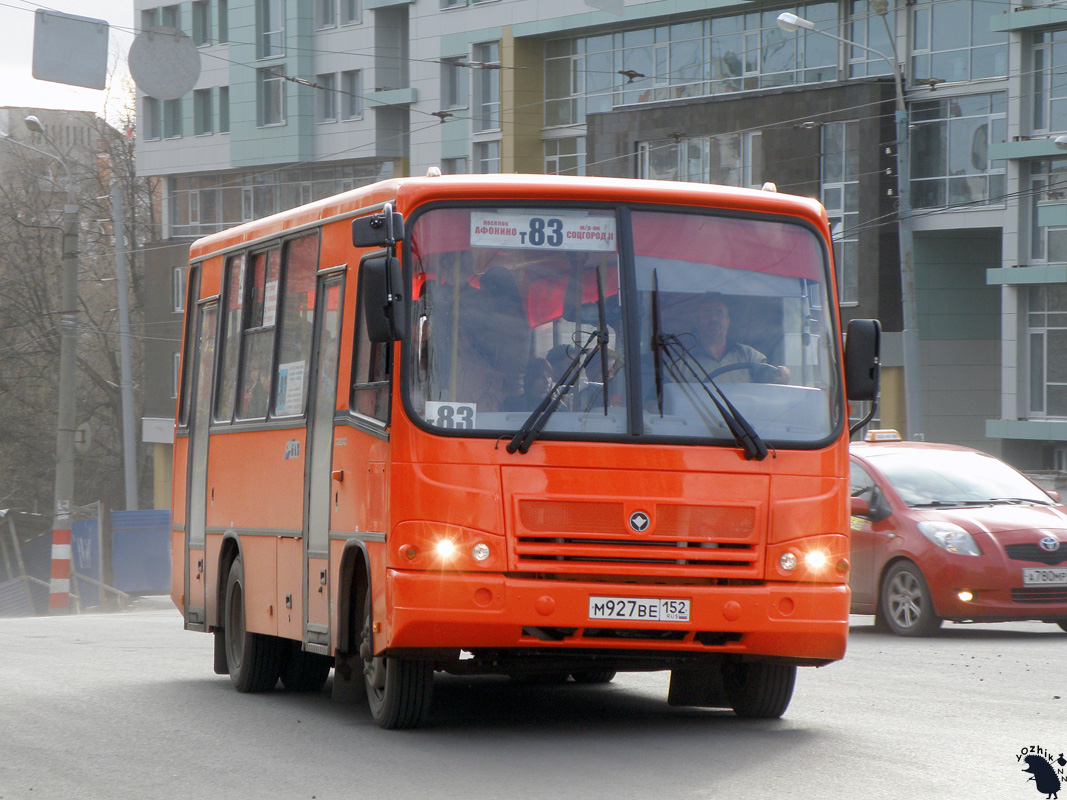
[405,205,840,446]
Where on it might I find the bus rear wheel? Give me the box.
[223,557,283,693]
[723,662,796,719]
[360,593,433,729]
[570,670,616,684]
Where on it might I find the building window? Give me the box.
[441,57,468,109]
[193,88,213,135]
[544,136,585,175]
[317,0,336,29]
[822,121,860,306]
[258,66,286,126]
[473,140,500,173]
[141,8,159,30]
[471,42,500,133]
[161,4,180,28]
[910,92,1007,209]
[341,70,363,119]
[218,0,229,41]
[636,131,761,187]
[1027,285,1067,417]
[219,86,230,132]
[143,96,162,140]
[173,352,181,400]
[341,0,361,24]
[257,0,285,58]
[1030,160,1067,263]
[317,73,337,122]
[910,0,1007,84]
[1032,30,1067,135]
[846,1,894,79]
[192,1,211,45]
[173,266,186,313]
[441,157,468,174]
[441,0,466,9]
[163,98,182,138]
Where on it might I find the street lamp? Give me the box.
[777,8,923,440]
[19,115,80,612]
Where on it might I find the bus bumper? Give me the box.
[384,570,849,664]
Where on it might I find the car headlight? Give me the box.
[917,521,981,556]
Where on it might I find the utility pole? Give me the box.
[778,6,924,439]
[22,115,79,614]
[112,183,139,510]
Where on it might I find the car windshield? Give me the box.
[404,205,840,445]
[868,449,1052,507]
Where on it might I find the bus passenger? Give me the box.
[691,293,790,384]
[502,357,554,412]
[454,265,531,411]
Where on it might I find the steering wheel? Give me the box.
[708,361,780,383]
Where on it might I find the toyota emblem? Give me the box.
[629,511,650,532]
[1039,536,1061,553]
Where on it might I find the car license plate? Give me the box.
[588,596,690,622]
[1023,568,1067,586]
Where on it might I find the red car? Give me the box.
[849,432,1067,636]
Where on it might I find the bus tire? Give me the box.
[360,593,433,729]
[280,641,332,692]
[723,662,796,719]
[570,670,616,684]
[224,557,283,693]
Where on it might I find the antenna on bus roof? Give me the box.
[426,166,442,177]
[761,182,778,192]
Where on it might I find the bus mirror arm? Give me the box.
[352,205,405,248]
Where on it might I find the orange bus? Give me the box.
[172,174,880,728]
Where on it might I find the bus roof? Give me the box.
[187,173,829,263]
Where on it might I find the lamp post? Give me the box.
[778,9,923,440]
[22,115,80,613]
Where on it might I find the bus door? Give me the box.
[184,300,217,630]
[303,273,345,652]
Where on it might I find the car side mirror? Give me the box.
[1048,490,1062,504]
[850,496,870,517]
[851,491,892,523]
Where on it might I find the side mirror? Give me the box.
[360,255,405,343]
[352,206,405,248]
[850,496,871,517]
[845,319,881,402]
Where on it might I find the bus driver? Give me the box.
[691,293,791,384]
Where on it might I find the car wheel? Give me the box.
[880,561,942,637]
[224,557,284,692]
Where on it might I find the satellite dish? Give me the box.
[128,26,201,100]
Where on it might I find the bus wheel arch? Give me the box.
[212,534,242,675]
[331,542,370,703]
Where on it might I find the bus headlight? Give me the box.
[435,539,456,559]
[804,550,828,570]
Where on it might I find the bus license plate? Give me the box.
[588,596,690,622]
[1023,568,1067,586]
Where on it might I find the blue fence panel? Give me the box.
[71,517,101,607]
[110,510,171,594]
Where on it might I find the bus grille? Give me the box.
[514,500,760,578]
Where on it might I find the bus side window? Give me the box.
[274,232,320,417]
[351,260,392,425]
[237,248,281,421]
[215,254,244,422]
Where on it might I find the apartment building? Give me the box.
[135,0,1067,506]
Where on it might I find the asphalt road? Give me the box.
[0,602,1063,800]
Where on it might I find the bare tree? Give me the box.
[0,101,159,515]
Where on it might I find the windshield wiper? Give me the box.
[507,266,610,455]
[650,275,768,461]
[909,500,977,508]
[986,497,1053,506]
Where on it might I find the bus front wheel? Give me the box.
[723,662,796,719]
[359,593,433,729]
[223,557,283,693]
